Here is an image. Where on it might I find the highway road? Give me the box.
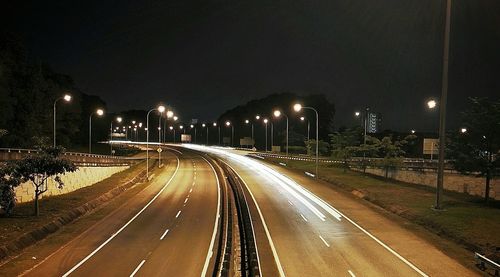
[23,150,221,277]
[185,145,477,277]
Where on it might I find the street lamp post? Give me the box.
[263,118,269,151]
[169,126,176,143]
[274,110,289,156]
[300,116,310,143]
[53,94,72,147]
[213,122,220,145]
[146,105,165,178]
[294,104,319,178]
[110,116,122,155]
[225,121,234,147]
[190,124,197,144]
[202,123,208,145]
[89,108,104,154]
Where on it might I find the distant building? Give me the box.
[367,112,381,133]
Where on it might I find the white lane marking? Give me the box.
[300,213,308,222]
[200,156,221,277]
[184,197,189,204]
[175,210,182,218]
[287,200,293,206]
[192,181,196,186]
[223,162,284,277]
[164,147,183,155]
[348,270,356,277]
[319,235,330,248]
[62,156,181,277]
[194,175,197,180]
[160,229,170,240]
[130,260,146,277]
[189,188,193,193]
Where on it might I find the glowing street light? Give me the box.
[300,116,310,142]
[460,128,467,133]
[213,122,220,145]
[166,110,174,118]
[411,130,416,134]
[110,116,122,155]
[146,105,166,177]
[355,111,360,117]
[263,118,269,151]
[427,99,437,109]
[273,109,289,156]
[225,121,234,146]
[89,108,104,153]
[293,103,319,178]
[53,93,72,147]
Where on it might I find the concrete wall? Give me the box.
[14,166,129,203]
[352,167,499,200]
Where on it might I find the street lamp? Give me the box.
[225,121,234,147]
[427,99,437,109]
[263,118,269,151]
[146,105,165,178]
[89,108,104,154]
[411,129,416,134]
[169,126,176,143]
[294,103,319,178]
[110,116,122,155]
[273,109,289,155]
[460,128,467,133]
[354,111,360,117]
[300,116,310,142]
[213,122,220,145]
[202,123,209,145]
[190,124,197,143]
[53,93,72,147]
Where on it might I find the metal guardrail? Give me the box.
[249,152,463,173]
[475,253,500,276]
[0,148,143,166]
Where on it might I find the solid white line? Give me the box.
[200,156,221,277]
[175,210,182,218]
[224,162,285,277]
[348,270,356,277]
[130,260,146,277]
[62,156,180,277]
[300,213,308,222]
[319,235,330,248]
[160,229,170,240]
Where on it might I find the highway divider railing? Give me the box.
[0,148,144,166]
[475,252,500,276]
[249,152,457,172]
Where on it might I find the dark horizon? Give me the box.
[4,0,500,132]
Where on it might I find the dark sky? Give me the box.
[5,0,500,131]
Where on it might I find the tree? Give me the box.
[447,98,500,202]
[305,139,330,156]
[330,126,362,171]
[364,134,416,177]
[0,164,21,215]
[10,138,77,216]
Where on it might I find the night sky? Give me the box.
[4,0,500,132]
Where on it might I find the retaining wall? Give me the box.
[14,166,129,203]
[352,167,499,200]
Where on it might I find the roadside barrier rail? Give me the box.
[475,253,500,276]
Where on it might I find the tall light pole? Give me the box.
[294,103,319,178]
[202,123,208,145]
[169,126,176,143]
[53,94,72,147]
[213,122,220,145]
[274,110,289,155]
[225,121,234,147]
[190,124,197,143]
[300,116,310,143]
[146,105,165,178]
[263,118,269,151]
[89,108,104,154]
[110,116,122,155]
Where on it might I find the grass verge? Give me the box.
[264,157,500,263]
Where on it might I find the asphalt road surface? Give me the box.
[23,150,220,277]
[184,145,477,277]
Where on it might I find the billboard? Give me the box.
[181,134,192,143]
[423,138,439,156]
